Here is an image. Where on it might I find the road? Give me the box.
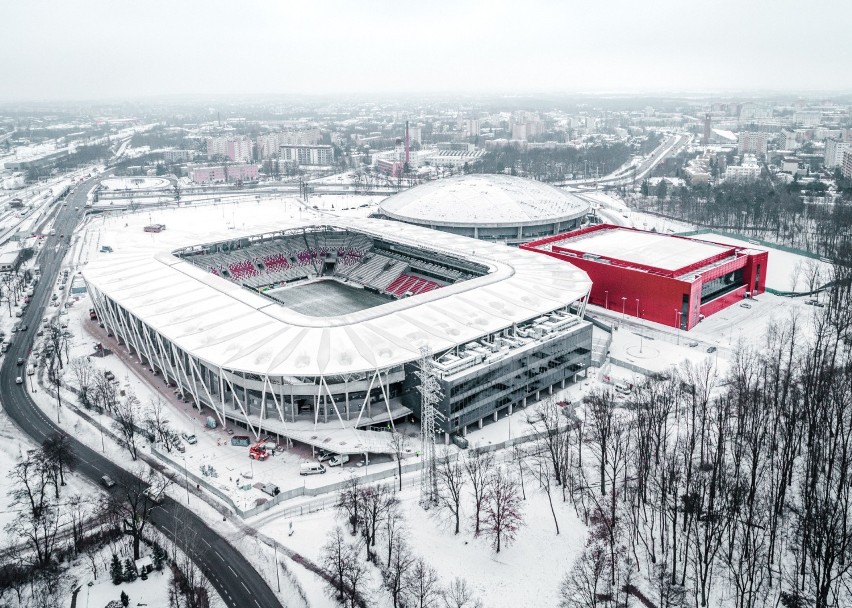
[0,174,284,608]
[562,133,691,188]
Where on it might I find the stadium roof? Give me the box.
[538,225,732,271]
[83,217,591,378]
[379,174,589,227]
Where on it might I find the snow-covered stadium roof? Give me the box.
[83,218,591,378]
[379,174,589,227]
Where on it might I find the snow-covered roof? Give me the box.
[379,174,589,227]
[548,226,732,271]
[83,217,591,378]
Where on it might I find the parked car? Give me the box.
[15,376,23,385]
[740,303,752,309]
[317,451,334,463]
[181,433,197,445]
[707,346,717,353]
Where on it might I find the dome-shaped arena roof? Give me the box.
[379,174,589,228]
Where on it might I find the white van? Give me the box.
[328,454,350,467]
[299,462,326,476]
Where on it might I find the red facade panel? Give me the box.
[523,226,768,331]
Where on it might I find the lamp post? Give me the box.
[621,297,626,319]
[675,310,682,345]
[604,290,608,310]
[635,298,640,318]
[182,456,190,505]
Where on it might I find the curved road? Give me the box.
[0,174,284,608]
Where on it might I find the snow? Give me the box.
[547,225,730,271]
[691,231,832,292]
[380,174,588,225]
[80,200,592,379]
[73,568,171,608]
[259,475,586,608]
[99,177,171,190]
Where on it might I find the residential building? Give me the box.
[737,132,769,156]
[162,149,195,162]
[825,139,852,169]
[189,164,258,184]
[842,149,852,179]
[279,144,335,166]
[724,154,760,182]
[206,136,253,162]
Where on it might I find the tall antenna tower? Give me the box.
[416,346,443,508]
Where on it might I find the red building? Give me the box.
[522,225,768,330]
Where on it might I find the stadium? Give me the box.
[522,224,769,330]
[377,174,590,245]
[83,217,593,455]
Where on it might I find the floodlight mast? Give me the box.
[416,346,444,509]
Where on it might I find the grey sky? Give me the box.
[1,0,850,101]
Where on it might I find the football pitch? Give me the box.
[268,279,392,316]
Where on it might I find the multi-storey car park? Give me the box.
[376,174,590,245]
[83,218,593,456]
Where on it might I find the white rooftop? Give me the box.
[380,174,589,227]
[83,213,591,378]
[549,227,732,271]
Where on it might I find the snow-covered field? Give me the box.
[260,480,586,608]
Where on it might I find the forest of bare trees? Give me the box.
[633,179,852,263]
[555,263,852,607]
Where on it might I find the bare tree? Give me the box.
[526,397,568,487]
[383,535,415,608]
[463,450,494,536]
[384,498,405,566]
[388,432,409,491]
[482,467,525,553]
[559,540,607,608]
[106,468,170,561]
[112,390,142,460]
[40,432,76,499]
[4,456,62,568]
[404,557,442,608]
[69,357,96,409]
[436,450,466,535]
[143,397,178,452]
[441,577,482,608]
[360,484,398,562]
[336,474,362,536]
[321,526,367,608]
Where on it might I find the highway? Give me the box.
[0,175,284,608]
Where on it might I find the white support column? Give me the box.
[377,369,395,432]
[355,370,379,428]
[223,375,259,439]
[188,357,221,425]
[320,376,348,430]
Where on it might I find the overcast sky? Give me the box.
[1,0,850,102]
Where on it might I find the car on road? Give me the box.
[15,377,23,385]
[143,486,165,504]
[100,475,116,488]
[740,303,752,309]
[182,432,197,445]
[20,324,27,332]
[707,346,717,353]
[16,358,23,366]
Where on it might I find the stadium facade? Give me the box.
[377,174,590,245]
[522,224,768,331]
[83,219,593,454]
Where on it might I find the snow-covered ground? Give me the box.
[260,477,585,608]
[100,176,171,190]
[692,231,832,292]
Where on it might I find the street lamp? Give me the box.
[635,298,640,318]
[621,296,626,319]
[604,290,608,310]
[675,310,682,345]
[182,456,190,505]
